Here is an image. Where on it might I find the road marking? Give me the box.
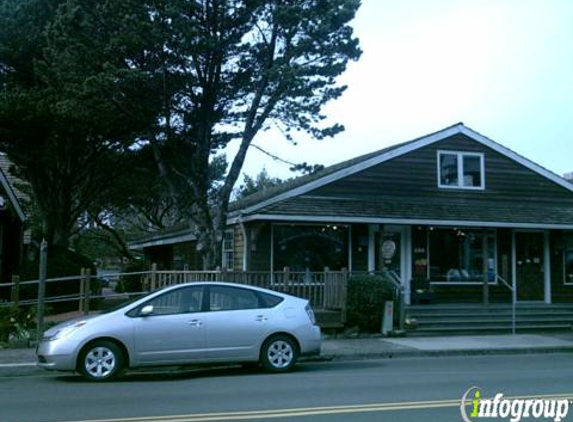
[45,393,573,422]
[0,362,36,368]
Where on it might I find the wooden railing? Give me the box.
[144,266,348,311]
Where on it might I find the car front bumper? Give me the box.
[36,340,78,372]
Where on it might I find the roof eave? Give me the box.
[228,213,573,230]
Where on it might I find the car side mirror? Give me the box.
[140,305,154,316]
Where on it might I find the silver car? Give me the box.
[37,282,321,381]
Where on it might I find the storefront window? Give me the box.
[428,228,496,283]
[564,233,573,285]
[273,224,348,271]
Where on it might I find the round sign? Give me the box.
[381,240,396,260]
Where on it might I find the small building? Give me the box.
[133,124,573,306]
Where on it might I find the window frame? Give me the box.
[437,150,485,190]
[222,229,235,271]
[427,227,498,286]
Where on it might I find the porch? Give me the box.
[236,222,573,306]
[143,267,349,329]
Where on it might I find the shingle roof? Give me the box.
[229,129,427,212]
[128,223,197,250]
[248,196,573,228]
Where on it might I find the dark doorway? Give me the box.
[515,231,545,301]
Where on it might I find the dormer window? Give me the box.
[438,151,485,190]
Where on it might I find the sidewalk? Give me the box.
[320,332,573,359]
[2,332,573,374]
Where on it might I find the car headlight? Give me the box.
[44,321,87,341]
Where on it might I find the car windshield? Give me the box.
[103,293,147,314]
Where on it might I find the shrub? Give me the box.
[116,261,147,293]
[346,275,396,333]
[0,306,36,342]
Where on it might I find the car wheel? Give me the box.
[261,335,298,373]
[78,340,124,382]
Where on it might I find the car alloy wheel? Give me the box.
[261,335,298,372]
[79,340,123,381]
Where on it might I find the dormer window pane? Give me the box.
[463,155,482,187]
[440,153,458,186]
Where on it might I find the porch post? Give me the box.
[348,225,353,273]
[368,224,377,272]
[544,231,551,304]
[482,229,489,305]
[239,221,249,272]
[403,226,412,305]
[511,230,517,301]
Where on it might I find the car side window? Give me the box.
[258,291,284,308]
[209,286,260,311]
[132,286,204,316]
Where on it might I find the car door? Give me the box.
[202,285,270,361]
[131,285,207,365]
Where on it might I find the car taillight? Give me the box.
[305,303,317,325]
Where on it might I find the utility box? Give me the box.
[382,300,394,335]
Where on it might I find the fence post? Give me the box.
[36,239,48,342]
[79,268,86,313]
[150,263,157,291]
[84,268,91,315]
[341,268,348,324]
[10,275,20,306]
[323,267,331,308]
[283,267,290,294]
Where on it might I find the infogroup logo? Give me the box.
[460,387,571,422]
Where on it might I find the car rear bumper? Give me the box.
[299,325,321,356]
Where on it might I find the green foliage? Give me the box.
[236,169,284,199]
[139,0,362,268]
[346,275,396,333]
[0,0,362,269]
[116,261,147,294]
[0,0,163,247]
[0,306,36,342]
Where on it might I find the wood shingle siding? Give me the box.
[311,134,573,207]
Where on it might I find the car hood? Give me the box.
[42,313,103,337]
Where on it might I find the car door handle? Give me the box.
[255,315,267,322]
[187,319,203,327]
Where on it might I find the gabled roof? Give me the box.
[128,223,196,250]
[228,123,573,227]
[0,153,26,222]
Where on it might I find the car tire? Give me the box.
[260,335,298,373]
[78,340,124,382]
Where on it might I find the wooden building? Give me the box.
[133,124,573,305]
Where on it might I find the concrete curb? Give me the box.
[316,346,573,362]
[2,344,573,374]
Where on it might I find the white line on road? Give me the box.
[0,362,36,368]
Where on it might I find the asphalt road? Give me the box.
[2,353,573,422]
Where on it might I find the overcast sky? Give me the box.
[231,0,573,182]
